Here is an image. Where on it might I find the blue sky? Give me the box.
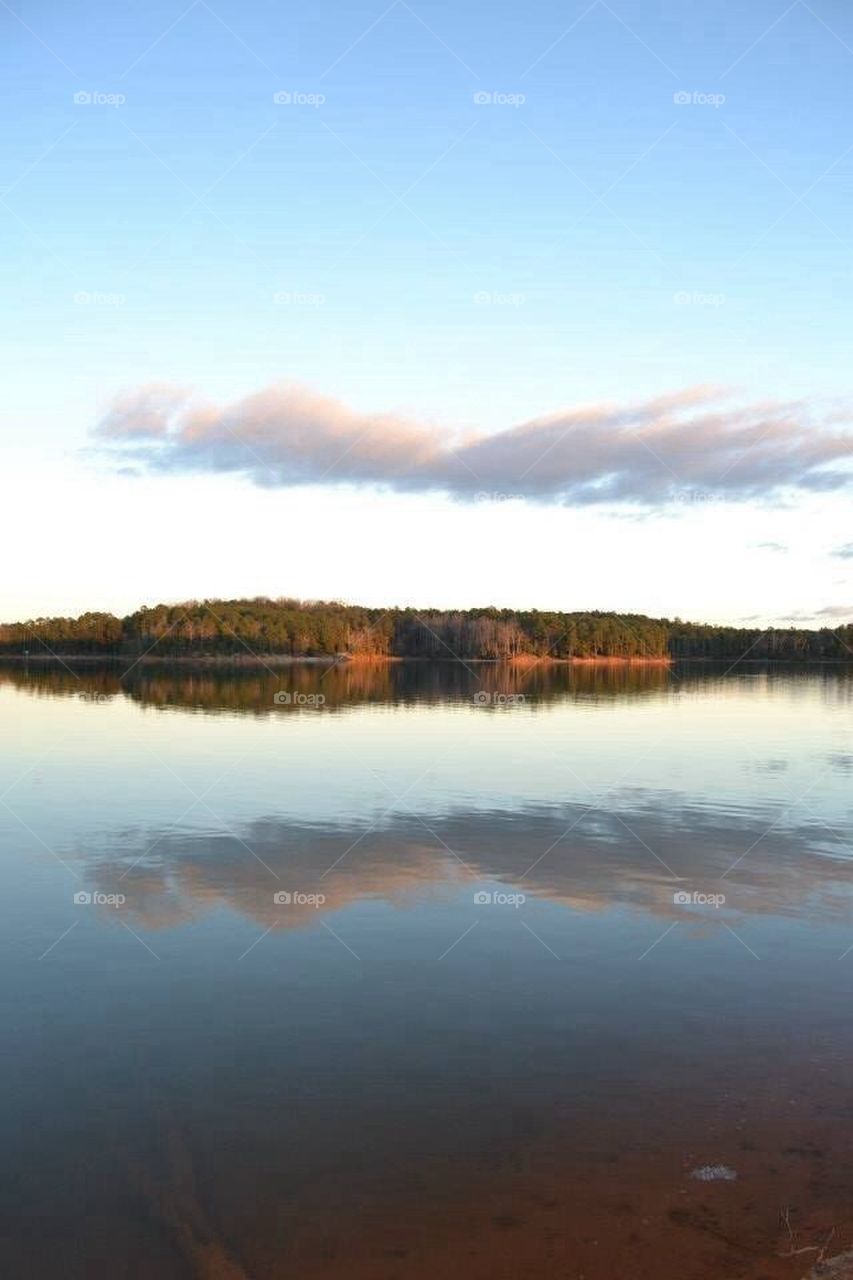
[2,0,853,622]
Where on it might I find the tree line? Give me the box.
[0,598,850,661]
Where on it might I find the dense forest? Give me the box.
[0,598,851,662]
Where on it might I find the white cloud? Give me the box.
[95,382,853,506]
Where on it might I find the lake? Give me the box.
[2,659,852,1278]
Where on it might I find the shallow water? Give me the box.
[2,660,852,1277]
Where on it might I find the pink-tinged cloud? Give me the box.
[95,381,853,505]
[96,383,193,439]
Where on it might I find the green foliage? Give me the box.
[0,611,124,655]
[0,599,850,661]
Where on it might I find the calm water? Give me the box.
[2,660,853,1278]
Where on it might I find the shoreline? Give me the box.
[0,653,671,666]
[1,652,851,668]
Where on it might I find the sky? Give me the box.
[2,0,853,625]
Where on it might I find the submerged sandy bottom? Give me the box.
[239,1103,853,1280]
[13,1071,852,1279]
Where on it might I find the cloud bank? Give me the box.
[95,382,853,506]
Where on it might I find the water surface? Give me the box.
[2,660,852,1278]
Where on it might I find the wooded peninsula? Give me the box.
[0,599,850,662]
